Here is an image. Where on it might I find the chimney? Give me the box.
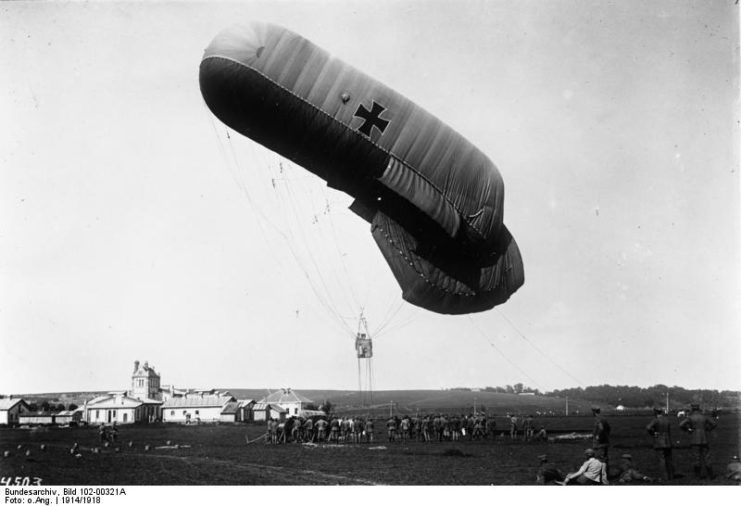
[134,360,140,373]
[143,361,149,370]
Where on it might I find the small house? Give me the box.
[0,398,31,425]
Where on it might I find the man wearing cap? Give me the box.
[536,454,564,485]
[562,448,609,485]
[679,403,718,479]
[617,454,653,483]
[591,406,611,472]
[646,407,674,480]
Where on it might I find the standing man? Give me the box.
[509,414,519,440]
[591,406,611,472]
[679,403,718,479]
[646,407,674,481]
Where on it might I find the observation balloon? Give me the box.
[200,21,524,314]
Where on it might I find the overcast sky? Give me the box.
[1,0,739,396]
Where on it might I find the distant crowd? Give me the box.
[265,412,549,445]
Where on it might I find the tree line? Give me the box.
[450,384,740,409]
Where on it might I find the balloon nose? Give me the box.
[202,22,270,66]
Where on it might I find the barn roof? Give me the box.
[86,394,144,408]
[56,410,79,416]
[162,395,234,408]
[259,389,313,404]
[220,401,240,415]
[0,398,28,411]
[252,403,287,413]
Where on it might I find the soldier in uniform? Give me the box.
[646,407,674,480]
[509,414,519,440]
[679,403,718,479]
[386,416,397,442]
[616,454,653,483]
[725,455,741,481]
[365,418,374,443]
[536,454,564,485]
[523,414,534,441]
[315,417,328,442]
[591,406,611,472]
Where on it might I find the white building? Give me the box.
[257,389,314,418]
[84,392,161,425]
[161,393,235,423]
[131,360,162,401]
[0,398,31,425]
[251,403,287,422]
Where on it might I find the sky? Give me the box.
[1,0,739,396]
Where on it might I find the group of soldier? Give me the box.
[263,403,736,484]
[265,413,530,445]
[536,403,732,485]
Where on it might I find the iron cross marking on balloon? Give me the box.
[354,101,390,137]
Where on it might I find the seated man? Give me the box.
[617,454,653,483]
[536,454,564,485]
[562,448,609,485]
[726,456,741,481]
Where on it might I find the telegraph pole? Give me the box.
[665,391,670,414]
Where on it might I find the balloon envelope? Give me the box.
[200,21,524,314]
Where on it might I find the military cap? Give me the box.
[584,448,596,456]
[591,406,601,413]
[653,407,663,414]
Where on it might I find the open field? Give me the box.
[1,414,738,485]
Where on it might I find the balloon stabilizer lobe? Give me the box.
[199,22,524,315]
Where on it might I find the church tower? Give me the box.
[131,360,161,400]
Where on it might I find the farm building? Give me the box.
[257,388,314,418]
[55,409,84,425]
[251,403,287,422]
[84,392,162,425]
[219,401,241,423]
[18,412,56,425]
[161,393,236,423]
[0,398,31,425]
[238,399,255,421]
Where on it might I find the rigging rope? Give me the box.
[496,310,587,388]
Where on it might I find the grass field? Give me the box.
[1,413,738,486]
